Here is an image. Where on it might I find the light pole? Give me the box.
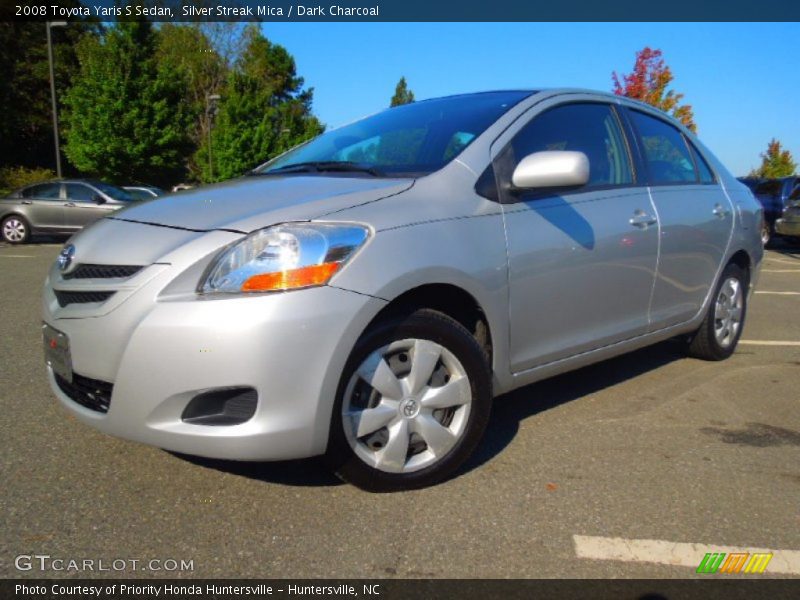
[206,94,221,181]
[46,21,67,178]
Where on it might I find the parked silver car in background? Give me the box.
[1,179,136,243]
[42,89,763,491]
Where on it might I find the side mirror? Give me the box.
[511,151,590,190]
[94,194,106,205]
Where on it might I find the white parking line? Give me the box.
[0,254,33,258]
[573,535,800,575]
[739,340,800,346]
[755,291,800,295]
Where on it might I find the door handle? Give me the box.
[629,211,657,228]
[712,204,729,219]
[64,202,76,207]
[21,200,32,205]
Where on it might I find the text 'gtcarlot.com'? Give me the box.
[14,554,194,572]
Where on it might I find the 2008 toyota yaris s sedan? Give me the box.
[43,89,763,491]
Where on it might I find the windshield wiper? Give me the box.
[255,161,385,177]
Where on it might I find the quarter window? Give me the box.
[629,110,697,184]
[508,103,633,187]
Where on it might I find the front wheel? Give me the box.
[325,309,492,492]
[760,221,771,246]
[686,263,748,361]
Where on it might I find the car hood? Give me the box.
[109,175,414,232]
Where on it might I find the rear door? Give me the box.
[624,108,734,329]
[21,183,64,230]
[499,101,659,371]
[63,183,116,229]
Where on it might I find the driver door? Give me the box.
[498,102,659,372]
[62,183,115,230]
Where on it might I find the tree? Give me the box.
[750,139,797,178]
[61,22,192,186]
[390,77,415,107]
[199,26,323,182]
[0,12,99,171]
[612,47,696,132]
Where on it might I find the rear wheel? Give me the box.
[326,309,492,492]
[686,263,747,361]
[1,215,30,244]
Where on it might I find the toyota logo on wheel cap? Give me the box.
[57,244,75,271]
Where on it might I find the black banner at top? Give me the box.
[4,0,800,22]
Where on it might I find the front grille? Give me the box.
[55,373,113,413]
[54,290,115,307]
[63,264,143,280]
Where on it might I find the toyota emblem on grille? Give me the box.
[57,244,75,271]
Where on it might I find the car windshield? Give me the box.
[90,181,135,202]
[255,91,533,177]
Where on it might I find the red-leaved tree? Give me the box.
[612,47,697,132]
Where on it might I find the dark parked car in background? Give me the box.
[738,175,800,245]
[1,179,136,244]
[123,185,164,200]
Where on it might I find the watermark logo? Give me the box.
[696,551,773,574]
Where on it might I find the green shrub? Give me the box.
[0,166,57,191]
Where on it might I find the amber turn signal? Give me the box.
[241,262,340,292]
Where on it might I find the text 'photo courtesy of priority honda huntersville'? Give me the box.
[42,89,764,492]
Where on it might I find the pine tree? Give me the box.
[390,77,415,107]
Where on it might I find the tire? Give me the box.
[686,263,748,361]
[1,214,31,244]
[760,221,771,247]
[325,309,492,492]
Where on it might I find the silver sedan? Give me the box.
[42,89,763,491]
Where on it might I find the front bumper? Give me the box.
[46,285,386,461]
[775,217,800,238]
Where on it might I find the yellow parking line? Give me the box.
[0,255,33,258]
[761,269,800,273]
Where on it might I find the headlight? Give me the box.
[199,222,370,294]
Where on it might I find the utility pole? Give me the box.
[47,21,67,178]
[206,94,221,181]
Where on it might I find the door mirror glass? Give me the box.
[511,151,590,190]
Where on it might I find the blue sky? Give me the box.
[260,22,799,176]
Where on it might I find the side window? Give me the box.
[65,184,96,202]
[509,103,633,187]
[687,141,715,184]
[629,110,697,184]
[22,183,61,199]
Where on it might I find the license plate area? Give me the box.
[43,323,72,383]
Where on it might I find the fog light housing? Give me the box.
[181,387,257,426]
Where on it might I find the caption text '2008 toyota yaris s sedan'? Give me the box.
[43,89,763,491]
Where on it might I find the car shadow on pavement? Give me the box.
[460,339,688,478]
[172,453,344,487]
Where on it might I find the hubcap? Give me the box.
[342,338,472,474]
[2,218,26,242]
[714,277,743,348]
[761,223,770,245]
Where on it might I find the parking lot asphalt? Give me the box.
[1,238,799,579]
